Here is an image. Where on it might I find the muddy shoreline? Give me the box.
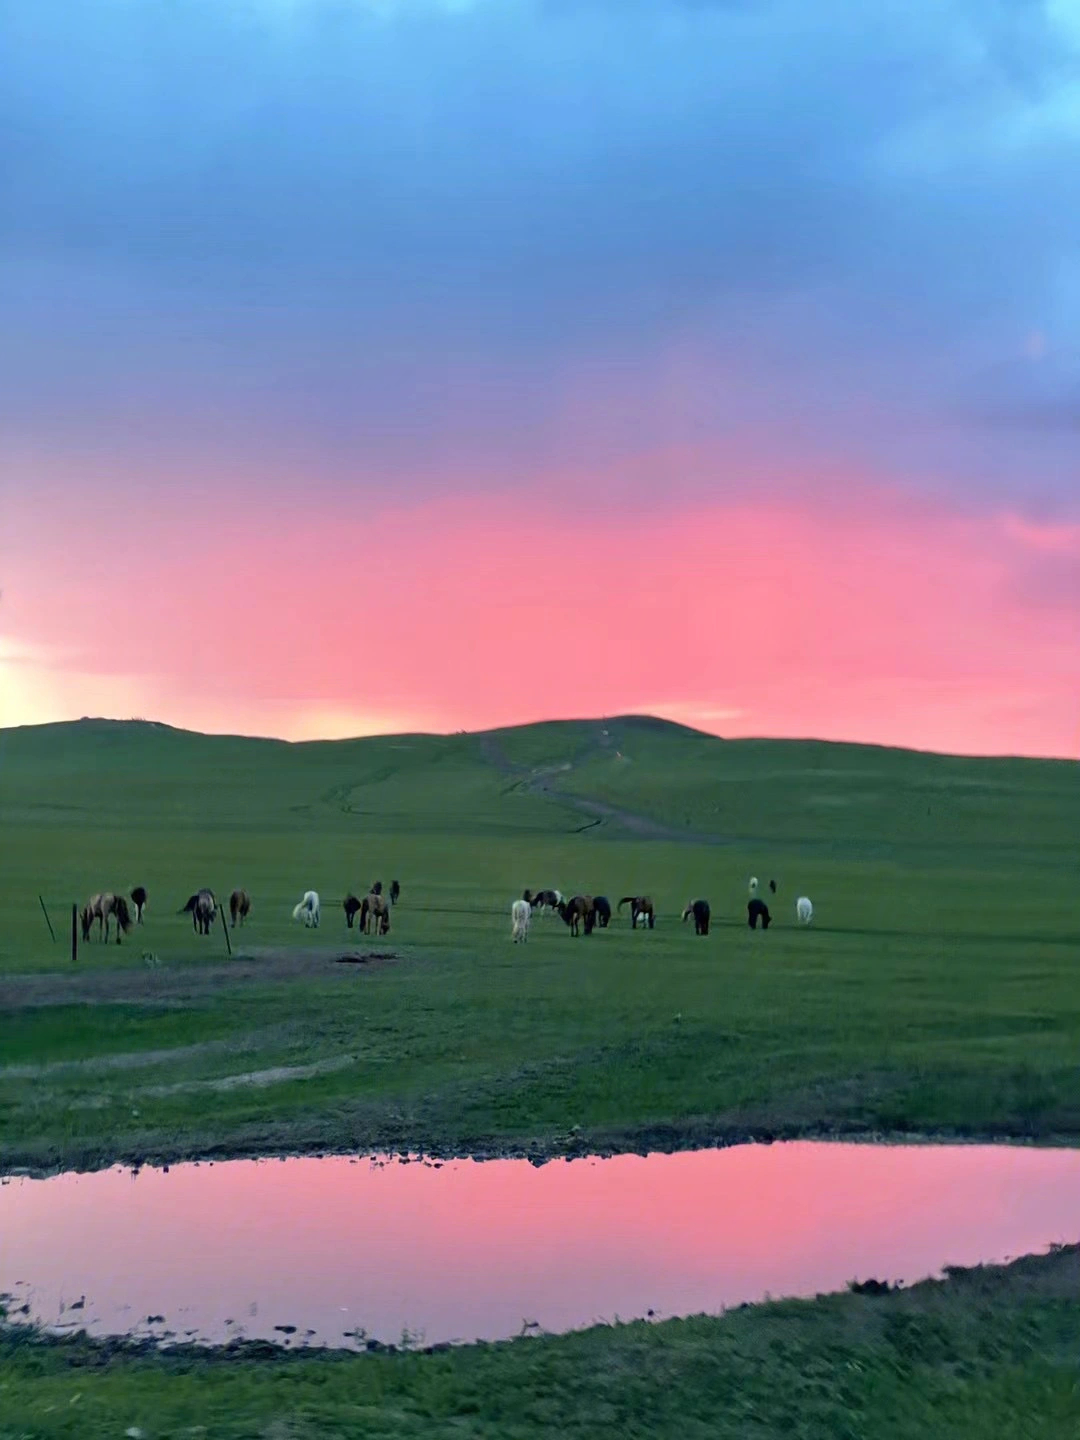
[4,1114,1078,1182]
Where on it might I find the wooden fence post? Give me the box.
[220,904,233,957]
[39,895,56,942]
[71,903,78,963]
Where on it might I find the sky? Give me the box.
[1,0,1078,756]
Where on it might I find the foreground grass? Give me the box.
[1,715,1079,1173]
[4,1245,1080,1438]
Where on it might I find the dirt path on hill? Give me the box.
[477,728,729,844]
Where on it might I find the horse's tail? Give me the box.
[178,895,197,914]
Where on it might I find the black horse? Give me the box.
[682,899,710,935]
[748,898,772,930]
[592,895,612,928]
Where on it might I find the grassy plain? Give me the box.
[1,714,1079,1174]
[3,714,1080,1436]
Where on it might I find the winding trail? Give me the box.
[477,725,731,845]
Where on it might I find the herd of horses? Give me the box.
[77,879,404,945]
[511,878,813,941]
[77,873,813,950]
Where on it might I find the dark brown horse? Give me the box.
[618,896,655,929]
[180,888,217,935]
[682,899,710,935]
[557,895,594,936]
[389,880,400,906]
[747,898,772,930]
[343,894,363,928]
[592,895,612,928]
[229,888,251,927]
[130,886,148,924]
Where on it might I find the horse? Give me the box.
[130,886,148,924]
[748,877,759,896]
[747,897,771,930]
[292,891,320,928]
[81,892,132,944]
[557,895,594,936]
[80,893,106,942]
[511,897,531,942]
[618,896,655,929]
[682,899,710,935]
[370,881,383,896]
[796,896,814,925]
[769,879,777,894]
[180,888,217,935]
[592,895,612,928]
[528,889,560,916]
[229,888,251,928]
[108,895,134,944]
[364,892,389,935]
[343,894,364,928]
[389,880,400,906]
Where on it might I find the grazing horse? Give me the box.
[229,888,252,928]
[80,893,106,942]
[528,889,560,916]
[180,888,217,935]
[796,896,814,925]
[370,881,383,897]
[748,877,759,897]
[618,896,655,929]
[81,892,133,944]
[747,898,771,930]
[130,886,148,924]
[343,894,363,928]
[557,895,594,936]
[364,892,389,935]
[511,897,531,942]
[292,891,321,928]
[389,880,400,906]
[768,879,777,894]
[682,899,711,935]
[592,895,612,928]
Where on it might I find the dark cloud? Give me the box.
[0,0,1078,512]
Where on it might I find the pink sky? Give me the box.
[1,464,1077,758]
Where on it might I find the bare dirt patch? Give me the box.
[0,948,399,1011]
[139,1053,360,1098]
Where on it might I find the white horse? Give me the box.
[292,890,321,928]
[748,876,759,896]
[511,897,531,943]
[796,896,813,925]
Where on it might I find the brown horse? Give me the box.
[618,896,655,929]
[343,894,363,928]
[682,899,710,935]
[180,888,217,935]
[229,888,251,928]
[389,880,400,906]
[130,886,148,924]
[80,893,105,942]
[557,894,594,937]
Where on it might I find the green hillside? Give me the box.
[1,714,1079,1177]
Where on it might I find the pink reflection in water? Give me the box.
[4,1142,1080,1348]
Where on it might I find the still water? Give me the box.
[4,1142,1079,1349]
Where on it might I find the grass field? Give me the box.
[3,713,1080,1435]
[1,713,1079,1175]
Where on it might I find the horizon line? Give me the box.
[0,711,1075,767]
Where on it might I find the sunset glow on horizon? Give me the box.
[2,0,1078,759]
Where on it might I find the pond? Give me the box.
[4,1141,1080,1350]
